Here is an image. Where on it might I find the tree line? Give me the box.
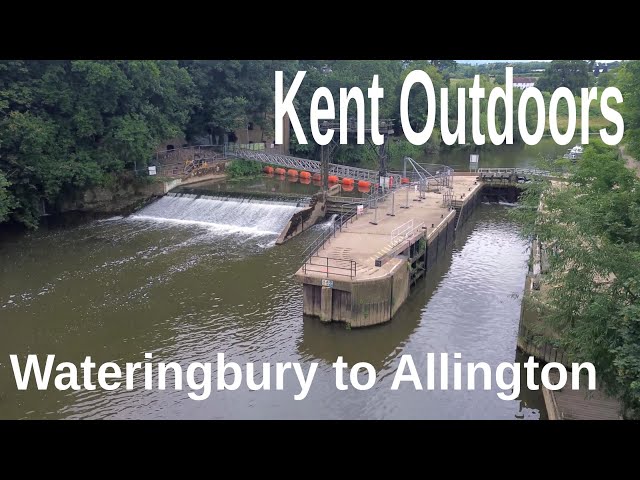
[513,60,640,418]
[515,141,640,418]
[1,59,638,228]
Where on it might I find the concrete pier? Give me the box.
[295,175,483,327]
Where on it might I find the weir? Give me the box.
[129,192,305,237]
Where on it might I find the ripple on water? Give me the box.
[1,205,544,419]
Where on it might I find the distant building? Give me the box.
[157,137,188,151]
[231,114,290,154]
[593,63,609,77]
[155,114,291,154]
[513,77,536,89]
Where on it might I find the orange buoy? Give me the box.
[287,169,299,177]
[312,173,321,181]
[274,167,286,175]
[264,166,274,174]
[300,177,311,185]
[341,177,354,185]
[341,183,354,192]
[401,177,410,184]
[328,175,339,183]
[299,171,311,179]
[358,180,371,188]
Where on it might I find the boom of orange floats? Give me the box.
[261,167,372,192]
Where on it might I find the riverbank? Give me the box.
[517,230,625,419]
[49,172,228,224]
[0,202,544,419]
[620,145,640,176]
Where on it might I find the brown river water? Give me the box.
[0,139,575,419]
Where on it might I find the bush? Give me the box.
[0,171,16,222]
[226,160,263,178]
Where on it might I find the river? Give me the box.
[0,139,566,419]
[419,135,579,170]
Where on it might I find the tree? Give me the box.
[535,60,591,95]
[596,70,616,88]
[0,171,15,222]
[395,61,446,140]
[183,60,300,144]
[514,142,640,417]
[617,61,640,160]
[0,60,197,227]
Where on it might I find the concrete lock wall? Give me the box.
[302,284,322,317]
[301,183,486,328]
[390,261,410,317]
[350,275,393,327]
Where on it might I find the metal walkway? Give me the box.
[477,167,553,178]
[226,145,383,183]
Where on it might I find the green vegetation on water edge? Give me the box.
[1,59,639,229]
[512,141,640,418]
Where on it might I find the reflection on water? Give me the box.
[418,135,582,171]
[0,198,545,419]
[180,175,367,198]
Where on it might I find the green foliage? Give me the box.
[333,143,378,170]
[0,60,197,227]
[535,60,591,95]
[183,60,299,143]
[617,61,640,160]
[596,70,616,88]
[397,62,446,134]
[388,137,422,161]
[453,61,550,79]
[513,142,640,417]
[0,59,614,229]
[0,171,15,222]
[226,160,263,178]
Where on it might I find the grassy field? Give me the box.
[551,114,612,133]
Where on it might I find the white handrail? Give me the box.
[391,219,414,244]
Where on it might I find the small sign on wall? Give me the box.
[357,205,364,215]
[148,166,157,176]
[469,154,479,171]
[322,279,334,288]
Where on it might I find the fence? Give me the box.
[302,256,357,278]
[517,322,571,368]
[391,219,415,245]
[152,145,228,178]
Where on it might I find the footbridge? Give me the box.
[225,144,387,184]
[477,167,554,181]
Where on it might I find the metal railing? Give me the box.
[391,219,415,245]
[477,167,553,178]
[376,221,425,267]
[226,143,386,183]
[301,203,360,260]
[152,144,228,178]
[300,183,415,277]
[394,157,454,190]
[302,256,357,279]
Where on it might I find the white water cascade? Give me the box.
[130,193,304,236]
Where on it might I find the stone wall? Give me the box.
[276,193,323,245]
[57,176,166,215]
